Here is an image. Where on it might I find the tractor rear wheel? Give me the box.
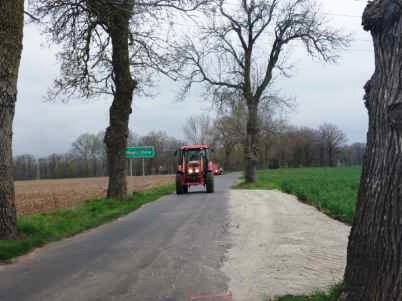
[176,174,183,194]
[206,172,214,193]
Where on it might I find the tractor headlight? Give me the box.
[195,168,200,173]
[188,168,193,174]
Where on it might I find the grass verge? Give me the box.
[236,167,360,225]
[0,184,174,262]
[270,283,343,301]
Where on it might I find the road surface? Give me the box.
[0,173,350,301]
[0,175,236,301]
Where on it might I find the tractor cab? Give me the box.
[175,144,214,194]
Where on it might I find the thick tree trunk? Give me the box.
[244,101,258,182]
[0,0,23,239]
[104,10,136,200]
[340,1,402,300]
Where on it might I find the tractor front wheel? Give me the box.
[176,174,184,194]
[206,172,214,193]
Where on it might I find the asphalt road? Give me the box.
[0,174,238,301]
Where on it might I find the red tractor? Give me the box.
[174,144,214,194]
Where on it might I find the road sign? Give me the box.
[125,146,155,159]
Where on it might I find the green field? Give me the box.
[0,184,174,261]
[237,166,361,225]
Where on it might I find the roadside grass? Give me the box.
[0,184,174,262]
[270,283,343,301]
[236,166,360,225]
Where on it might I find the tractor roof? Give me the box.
[180,144,209,151]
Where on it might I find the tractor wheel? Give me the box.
[206,172,214,193]
[176,174,183,195]
[183,185,188,193]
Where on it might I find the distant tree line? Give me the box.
[260,123,366,169]
[181,106,365,172]
[14,119,365,181]
[13,118,365,181]
[13,131,185,181]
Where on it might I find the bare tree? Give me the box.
[178,0,349,182]
[71,133,104,161]
[29,0,208,199]
[349,142,365,165]
[337,142,366,166]
[213,115,243,169]
[272,125,359,168]
[71,133,105,176]
[182,114,213,145]
[318,123,347,167]
[339,1,402,300]
[211,87,291,169]
[14,154,37,180]
[0,1,24,239]
[292,127,320,167]
[139,131,175,174]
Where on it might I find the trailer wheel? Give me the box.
[206,172,214,193]
[176,174,183,194]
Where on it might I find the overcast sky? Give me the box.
[14,0,373,158]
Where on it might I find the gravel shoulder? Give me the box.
[221,189,350,301]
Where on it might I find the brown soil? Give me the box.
[15,175,174,216]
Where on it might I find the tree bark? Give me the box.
[104,7,136,200]
[340,1,402,300]
[244,100,258,182]
[328,146,335,167]
[223,142,232,171]
[0,0,24,239]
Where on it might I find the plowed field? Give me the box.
[15,175,174,216]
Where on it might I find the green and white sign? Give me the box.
[125,146,155,159]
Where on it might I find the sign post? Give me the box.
[125,146,156,176]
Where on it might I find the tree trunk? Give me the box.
[0,0,23,239]
[223,144,232,171]
[263,143,268,168]
[244,101,258,182]
[320,144,326,166]
[104,9,136,200]
[340,1,402,300]
[328,146,335,167]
